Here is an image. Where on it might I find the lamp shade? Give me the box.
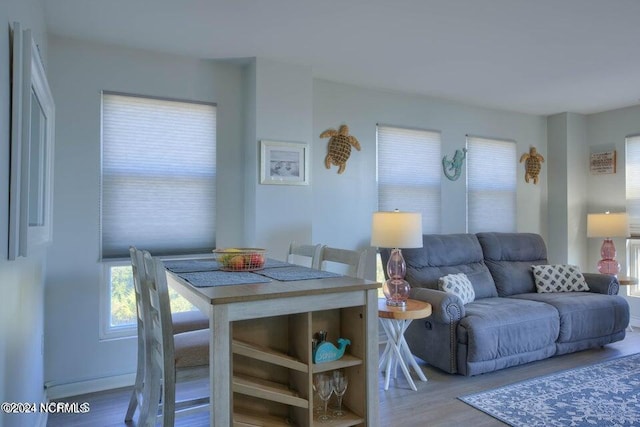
[587,212,629,238]
[371,211,423,249]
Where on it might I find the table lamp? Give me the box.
[371,210,423,307]
[587,212,629,275]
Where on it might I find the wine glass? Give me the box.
[314,374,333,422]
[332,370,349,417]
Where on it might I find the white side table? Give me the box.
[378,298,432,391]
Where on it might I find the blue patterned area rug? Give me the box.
[459,353,640,426]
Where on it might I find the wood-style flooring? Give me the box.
[47,330,640,427]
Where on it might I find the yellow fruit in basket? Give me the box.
[228,255,245,270]
[217,248,241,266]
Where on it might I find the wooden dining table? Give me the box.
[164,258,380,426]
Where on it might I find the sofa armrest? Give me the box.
[583,273,619,295]
[410,287,466,323]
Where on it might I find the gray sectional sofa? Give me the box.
[382,232,630,376]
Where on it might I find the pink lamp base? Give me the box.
[597,259,620,275]
[597,238,620,275]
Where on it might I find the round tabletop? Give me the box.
[378,298,432,320]
[617,276,638,286]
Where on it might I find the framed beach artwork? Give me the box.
[260,140,309,185]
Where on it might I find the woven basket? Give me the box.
[213,248,266,271]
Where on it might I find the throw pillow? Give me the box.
[532,264,590,293]
[438,273,475,304]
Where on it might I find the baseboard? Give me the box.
[45,373,135,400]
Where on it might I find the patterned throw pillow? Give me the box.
[438,273,475,305]
[532,264,590,293]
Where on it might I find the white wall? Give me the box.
[566,113,588,267]
[547,114,570,263]
[248,58,314,257]
[0,1,49,426]
[586,104,640,325]
[547,113,589,267]
[44,36,246,389]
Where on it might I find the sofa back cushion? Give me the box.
[383,234,498,299]
[476,232,548,296]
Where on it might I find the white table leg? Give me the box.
[379,318,424,391]
[380,319,395,390]
[398,329,427,382]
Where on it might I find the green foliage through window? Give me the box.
[109,265,196,327]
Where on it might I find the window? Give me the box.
[625,240,640,297]
[625,135,640,297]
[376,125,442,233]
[466,136,517,233]
[100,93,216,337]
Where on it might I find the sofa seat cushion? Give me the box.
[458,297,559,363]
[511,292,629,343]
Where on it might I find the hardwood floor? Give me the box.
[48,330,640,427]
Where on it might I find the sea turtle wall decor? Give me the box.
[442,148,467,181]
[320,124,361,174]
[519,146,545,184]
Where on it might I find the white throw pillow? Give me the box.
[438,273,475,305]
[532,264,590,293]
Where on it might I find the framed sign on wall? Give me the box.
[590,150,616,175]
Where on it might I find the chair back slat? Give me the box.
[319,246,367,279]
[287,242,322,269]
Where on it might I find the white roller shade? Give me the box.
[101,93,216,258]
[626,135,640,236]
[376,125,441,233]
[466,136,516,233]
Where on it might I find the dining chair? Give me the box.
[287,241,323,269]
[126,247,210,426]
[125,247,153,424]
[125,247,208,424]
[318,246,367,279]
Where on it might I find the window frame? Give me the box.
[100,252,214,340]
[99,92,217,339]
[100,258,136,340]
[625,239,640,298]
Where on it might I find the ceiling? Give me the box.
[43,0,640,116]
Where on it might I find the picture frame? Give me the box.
[8,23,55,259]
[260,140,309,185]
[9,22,23,260]
[590,150,616,175]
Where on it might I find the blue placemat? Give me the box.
[165,259,220,273]
[178,271,271,287]
[263,258,291,268]
[257,266,342,281]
